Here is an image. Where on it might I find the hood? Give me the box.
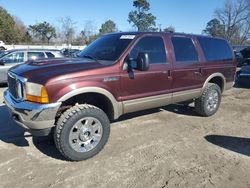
[10,58,107,84]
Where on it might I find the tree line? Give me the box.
[0,0,249,45]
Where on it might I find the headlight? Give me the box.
[25,82,49,103]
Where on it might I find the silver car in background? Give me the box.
[0,49,64,83]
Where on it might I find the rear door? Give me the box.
[170,36,203,100]
[0,52,24,83]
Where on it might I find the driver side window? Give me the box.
[2,52,24,64]
[129,36,167,65]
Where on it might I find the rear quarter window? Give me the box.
[45,52,55,58]
[197,37,233,62]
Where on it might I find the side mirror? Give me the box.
[136,52,149,71]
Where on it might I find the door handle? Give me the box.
[194,68,203,76]
[194,71,202,76]
[162,70,172,79]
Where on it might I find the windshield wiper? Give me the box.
[82,55,99,63]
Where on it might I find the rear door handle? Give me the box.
[194,71,202,75]
[194,68,203,76]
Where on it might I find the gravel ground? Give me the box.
[0,85,249,188]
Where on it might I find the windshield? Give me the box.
[0,51,10,58]
[78,34,135,63]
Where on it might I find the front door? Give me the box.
[120,35,173,113]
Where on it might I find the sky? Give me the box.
[0,0,225,34]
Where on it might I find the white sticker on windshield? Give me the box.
[120,35,136,40]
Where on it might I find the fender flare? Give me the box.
[57,87,123,120]
[202,73,226,92]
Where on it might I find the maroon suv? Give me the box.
[4,32,236,161]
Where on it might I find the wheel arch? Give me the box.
[202,73,226,93]
[57,87,123,120]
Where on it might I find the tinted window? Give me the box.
[198,37,233,61]
[28,52,45,60]
[130,36,167,64]
[172,37,198,62]
[45,52,55,58]
[78,34,134,62]
[1,52,24,63]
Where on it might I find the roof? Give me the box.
[4,49,61,53]
[106,31,225,39]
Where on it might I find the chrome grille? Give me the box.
[8,73,18,99]
[7,73,25,100]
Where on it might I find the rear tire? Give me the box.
[195,83,221,117]
[54,104,110,161]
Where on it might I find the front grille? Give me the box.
[8,73,18,99]
[7,73,24,100]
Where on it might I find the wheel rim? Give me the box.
[69,117,103,153]
[206,90,219,112]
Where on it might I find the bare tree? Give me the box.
[58,16,76,45]
[80,21,98,44]
[215,0,250,44]
[13,16,31,43]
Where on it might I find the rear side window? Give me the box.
[45,52,55,58]
[171,37,198,62]
[197,37,233,61]
[1,52,24,63]
[28,52,45,60]
[130,36,167,64]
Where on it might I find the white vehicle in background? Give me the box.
[0,49,64,83]
[0,41,6,50]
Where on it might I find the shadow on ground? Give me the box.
[0,83,7,88]
[0,105,65,160]
[205,135,250,157]
[32,136,66,161]
[0,101,199,160]
[0,105,29,147]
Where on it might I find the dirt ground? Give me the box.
[0,85,249,188]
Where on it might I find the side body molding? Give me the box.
[57,87,123,120]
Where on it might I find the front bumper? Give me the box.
[3,90,61,136]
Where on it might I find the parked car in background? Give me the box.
[233,45,250,67]
[61,48,81,57]
[0,41,6,50]
[240,46,250,66]
[0,49,64,83]
[236,65,250,86]
[0,50,7,58]
[4,32,236,161]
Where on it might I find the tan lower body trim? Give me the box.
[122,88,202,115]
[123,93,172,114]
[172,88,201,103]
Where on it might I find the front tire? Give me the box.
[54,104,110,161]
[195,83,221,117]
